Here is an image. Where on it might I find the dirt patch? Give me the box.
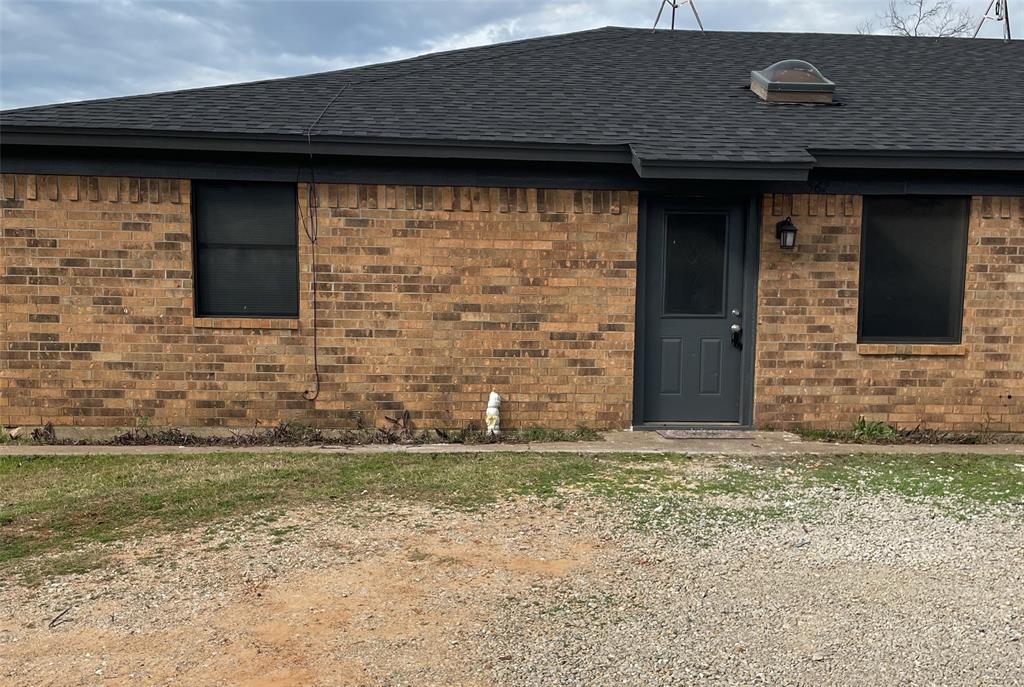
[0,499,600,686]
[3,481,1022,686]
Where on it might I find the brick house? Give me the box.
[2,28,1023,431]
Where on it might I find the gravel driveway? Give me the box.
[2,456,1022,686]
[479,494,1024,686]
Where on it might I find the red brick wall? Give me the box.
[1,175,638,429]
[755,193,1024,431]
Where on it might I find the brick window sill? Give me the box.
[857,343,967,357]
[194,317,299,330]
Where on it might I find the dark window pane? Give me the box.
[193,181,298,317]
[859,197,968,342]
[196,247,299,317]
[664,213,727,315]
[194,181,297,246]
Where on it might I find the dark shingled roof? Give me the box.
[3,27,1023,178]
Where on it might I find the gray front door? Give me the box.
[643,202,746,423]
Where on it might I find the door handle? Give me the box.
[730,323,743,350]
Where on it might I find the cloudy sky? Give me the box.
[1,0,1017,110]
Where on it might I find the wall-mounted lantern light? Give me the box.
[775,216,798,249]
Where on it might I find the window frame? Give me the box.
[190,180,300,319]
[856,195,970,345]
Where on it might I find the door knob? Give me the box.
[730,324,742,333]
[730,323,743,350]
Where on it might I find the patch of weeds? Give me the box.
[506,426,603,443]
[429,425,601,445]
[851,417,898,441]
[796,453,1024,514]
[797,419,1024,446]
[585,464,678,497]
[31,422,58,444]
[688,466,790,498]
[23,420,605,448]
[268,524,300,544]
[431,426,494,444]
[625,492,799,544]
[800,418,897,443]
[18,551,108,587]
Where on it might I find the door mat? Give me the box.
[657,429,759,440]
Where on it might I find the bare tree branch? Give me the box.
[856,18,876,35]
[867,0,974,37]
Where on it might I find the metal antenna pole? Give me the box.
[653,0,705,32]
[653,0,669,29]
[974,0,1012,41]
[688,0,704,31]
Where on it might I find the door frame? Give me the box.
[632,194,762,429]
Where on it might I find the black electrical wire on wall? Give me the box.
[297,84,352,402]
[297,163,321,401]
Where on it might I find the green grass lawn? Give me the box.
[2,451,1022,583]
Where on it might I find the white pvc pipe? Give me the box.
[485,391,501,436]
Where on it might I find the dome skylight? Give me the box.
[750,59,835,104]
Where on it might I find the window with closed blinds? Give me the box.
[192,180,299,318]
[858,196,969,343]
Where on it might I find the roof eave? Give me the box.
[5,127,1023,180]
[810,149,1024,172]
[0,126,635,166]
[631,151,812,181]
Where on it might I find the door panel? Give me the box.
[659,338,683,394]
[643,203,746,423]
[698,338,723,395]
